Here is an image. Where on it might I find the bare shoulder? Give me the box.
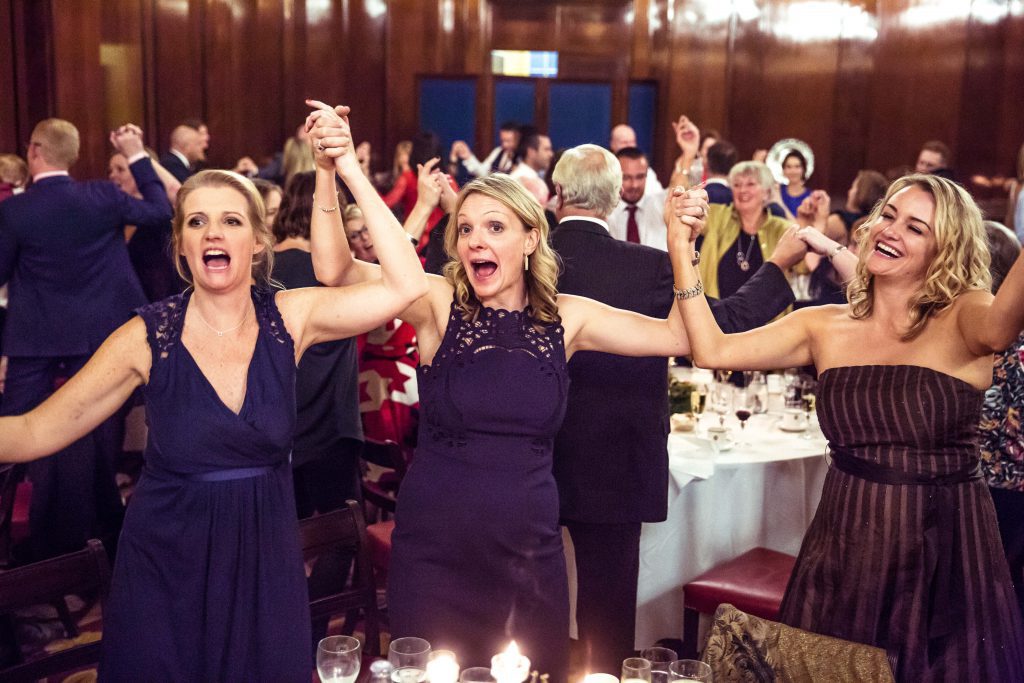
[105,316,153,384]
[554,293,600,343]
[951,288,994,311]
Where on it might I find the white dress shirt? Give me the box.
[607,186,668,251]
[463,146,514,177]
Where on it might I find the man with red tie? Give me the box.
[607,146,668,250]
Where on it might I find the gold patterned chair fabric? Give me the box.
[701,603,896,682]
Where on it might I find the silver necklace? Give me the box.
[736,232,757,272]
[193,305,249,337]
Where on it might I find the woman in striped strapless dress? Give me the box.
[668,173,1024,681]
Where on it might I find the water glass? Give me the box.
[459,667,496,682]
[316,635,361,683]
[389,636,431,682]
[640,646,677,683]
[668,659,712,681]
[623,656,653,682]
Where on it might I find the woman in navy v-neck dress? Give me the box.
[0,112,427,683]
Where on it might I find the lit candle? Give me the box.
[581,675,619,683]
[426,650,460,683]
[490,641,531,683]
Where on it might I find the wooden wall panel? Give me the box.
[151,0,205,159]
[0,0,18,155]
[5,0,1024,201]
[864,0,970,176]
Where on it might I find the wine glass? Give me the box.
[623,656,653,682]
[641,646,678,683]
[389,636,431,682]
[734,389,753,446]
[668,659,712,681]
[690,385,707,432]
[317,635,361,683]
[800,378,818,440]
[710,382,732,428]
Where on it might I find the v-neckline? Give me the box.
[179,290,260,418]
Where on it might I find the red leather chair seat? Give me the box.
[684,547,796,620]
[365,520,395,583]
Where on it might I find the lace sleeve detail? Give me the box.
[136,293,188,362]
[256,288,295,351]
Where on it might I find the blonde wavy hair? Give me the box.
[442,174,561,327]
[171,170,275,288]
[846,173,990,340]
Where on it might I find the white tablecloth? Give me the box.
[634,410,829,648]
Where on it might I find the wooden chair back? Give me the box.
[299,501,382,656]
[0,538,111,682]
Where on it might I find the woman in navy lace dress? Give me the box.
[670,174,1024,681]
[308,107,710,678]
[0,111,427,681]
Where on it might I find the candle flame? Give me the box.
[504,640,520,657]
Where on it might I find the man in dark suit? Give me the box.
[0,119,173,560]
[159,124,203,183]
[549,144,804,674]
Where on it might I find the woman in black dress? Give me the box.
[307,103,710,678]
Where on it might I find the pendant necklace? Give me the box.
[193,304,249,337]
[736,232,757,272]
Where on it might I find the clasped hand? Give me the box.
[665,185,710,244]
[305,99,358,174]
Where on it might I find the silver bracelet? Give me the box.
[827,244,848,262]
[312,193,340,213]
[673,280,704,300]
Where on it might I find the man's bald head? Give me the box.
[609,124,638,153]
[170,125,203,162]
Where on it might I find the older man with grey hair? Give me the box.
[550,144,802,675]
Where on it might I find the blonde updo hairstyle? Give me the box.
[171,170,276,287]
[847,173,990,340]
[442,174,561,327]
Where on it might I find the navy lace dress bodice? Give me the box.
[99,288,310,682]
[388,303,570,680]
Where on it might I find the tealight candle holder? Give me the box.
[490,641,531,683]
[426,650,460,683]
[582,674,619,683]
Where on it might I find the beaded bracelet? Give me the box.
[673,280,704,300]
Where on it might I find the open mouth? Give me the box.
[874,241,902,259]
[202,249,231,271]
[470,259,498,279]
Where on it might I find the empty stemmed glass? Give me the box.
[317,635,361,683]
[389,636,431,682]
[641,646,678,683]
[710,381,732,428]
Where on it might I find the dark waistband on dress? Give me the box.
[148,463,278,483]
[828,445,980,653]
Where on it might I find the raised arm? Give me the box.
[280,101,429,355]
[667,196,817,371]
[110,125,174,226]
[559,187,708,359]
[796,226,858,282]
[958,251,1024,354]
[403,159,443,242]
[0,318,149,463]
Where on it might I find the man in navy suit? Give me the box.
[549,144,804,674]
[0,119,173,560]
[158,124,203,184]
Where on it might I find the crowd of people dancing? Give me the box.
[0,98,1022,682]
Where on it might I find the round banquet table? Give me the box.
[632,390,829,649]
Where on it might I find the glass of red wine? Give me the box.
[734,389,753,447]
